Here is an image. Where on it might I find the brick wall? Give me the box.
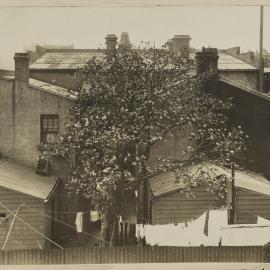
[0,78,74,168]
[0,77,15,159]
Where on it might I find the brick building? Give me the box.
[0,52,76,249]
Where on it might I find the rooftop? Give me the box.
[219,76,270,103]
[0,75,76,100]
[148,162,270,197]
[190,52,257,71]
[29,78,77,100]
[218,53,257,71]
[0,160,58,200]
[30,50,105,70]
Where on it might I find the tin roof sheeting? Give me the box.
[0,160,58,200]
[149,162,270,197]
[218,53,257,70]
[30,52,105,70]
[190,52,257,71]
[29,78,77,100]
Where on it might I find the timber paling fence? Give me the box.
[0,246,266,264]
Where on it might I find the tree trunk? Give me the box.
[99,203,116,247]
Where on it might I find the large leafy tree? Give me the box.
[42,46,247,244]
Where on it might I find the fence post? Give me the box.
[263,243,270,262]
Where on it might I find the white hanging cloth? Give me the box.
[89,211,100,222]
[75,212,83,233]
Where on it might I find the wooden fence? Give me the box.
[0,246,265,264]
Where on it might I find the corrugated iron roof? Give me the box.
[30,52,105,70]
[0,160,58,200]
[29,78,77,100]
[221,224,270,246]
[0,76,77,100]
[148,162,270,197]
[218,53,257,70]
[190,52,257,71]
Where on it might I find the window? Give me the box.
[0,213,7,225]
[41,115,59,143]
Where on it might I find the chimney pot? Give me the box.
[119,32,132,49]
[14,53,29,83]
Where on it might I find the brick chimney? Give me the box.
[172,35,191,58]
[195,47,219,76]
[14,53,29,83]
[105,34,117,51]
[226,47,240,56]
[119,32,132,49]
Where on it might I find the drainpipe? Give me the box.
[231,158,236,224]
[259,5,264,92]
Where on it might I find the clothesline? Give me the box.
[22,204,110,245]
[0,201,64,250]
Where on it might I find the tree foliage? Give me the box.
[41,47,247,214]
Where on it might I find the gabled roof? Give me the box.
[148,162,270,197]
[0,160,59,200]
[30,50,105,70]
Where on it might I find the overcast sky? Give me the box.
[0,5,269,69]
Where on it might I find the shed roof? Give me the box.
[30,51,105,70]
[0,160,58,200]
[148,162,270,197]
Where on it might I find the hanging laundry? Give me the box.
[203,209,210,236]
[75,212,83,233]
[139,208,228,247]
[257,216,270,225]
[89,211,100,222]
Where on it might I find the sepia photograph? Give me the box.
[0,0,270,269]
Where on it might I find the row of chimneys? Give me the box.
[13,33,218,84]
[164,35,191,58]
[226,47,255,63]
[13,32,133,83]
[106,32,132,51]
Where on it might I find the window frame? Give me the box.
[40,114,59,144]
